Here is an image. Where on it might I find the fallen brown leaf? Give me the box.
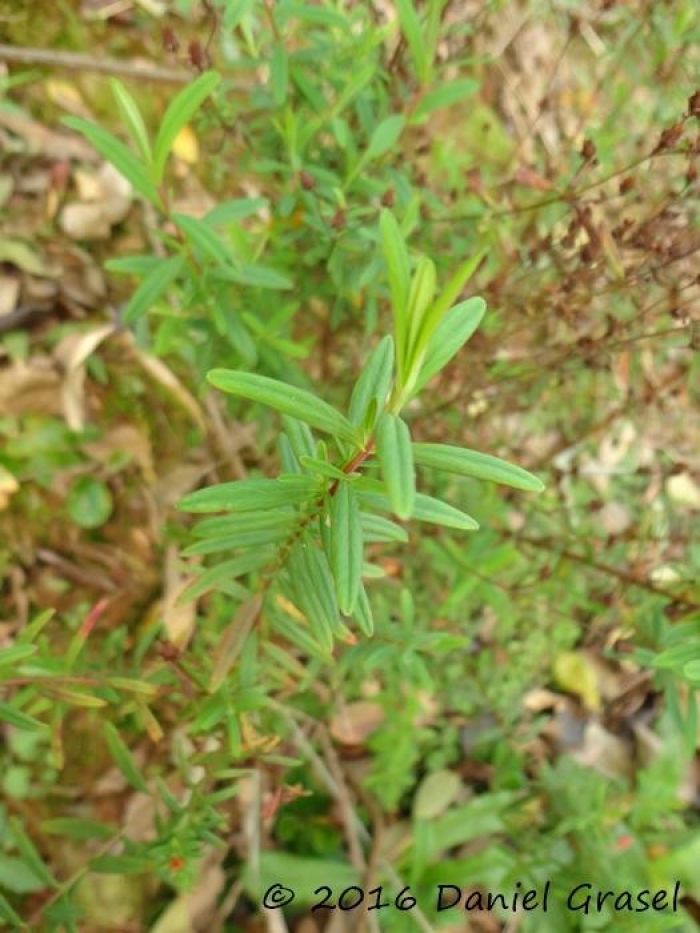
[329,701,384,746]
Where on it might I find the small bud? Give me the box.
[654,123,683,153]
[381,186,395,208]
[581,138,597,162]
[299,170,315,191]
[188,38,207,71]
[688,90,700,118]
[158,641,180,662]
[162,25,180,53]
[330,208,346,230]
[619,176,635,194]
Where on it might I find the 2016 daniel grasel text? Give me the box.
[435,881,682,914]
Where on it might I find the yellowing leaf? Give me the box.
[0,465,19,511]
[329,701,384,745]
[46,79,89,117]
[172,124,199,164]
[553,651,601,711]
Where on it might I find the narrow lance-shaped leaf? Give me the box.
[62,117,160,206]
[191,511,296,538]
[380,210,411,381]
[173,213,232,265]
[281,415,316,460]
[411,250,486,367]
[356,486,478,532]
[103,722,150,794]
[10,818,58,889]
[376,413,416,519]
[153,70,221,181]
[270,43,289,106]
[329,483,363,614]
[361,512,409,543]
[109,79,152,163]
[364,114,405,163]
[413,442,545,492]
[411,493,479,531]
[179,550,275,604]
[209,595,262,692]
[179,475,318,513]
[348,335,395,427]
[406,255,437,359]
[354,582,374,637]
[413,297,486,397]
[288,544,338,654]
[0,891,26,928]
[122,254,185,324]
[0,701,46,732]
[207,370,358,443]
[395,0,428,83]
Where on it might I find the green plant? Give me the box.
[176,207,543,659]
[2,1,700,930]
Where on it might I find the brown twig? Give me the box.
[516,534,700,610]
[0,43,193,82]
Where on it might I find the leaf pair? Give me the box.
[63,71,221,207]
[379,209,485,408]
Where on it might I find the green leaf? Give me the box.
[281,415,316,460]
[103,722,150,794]
[406,255,437,358]
[413,297,486,395]
[109,79,152,163]
[10,817,58,888]
[91,854,151,874]
[209,595,262,692]
[360,512,409,543]
[299,455,348,480]
[0,700,47,732]
[212,263,293,290]
[182,526,290,556]
[62,116,159,206]
[329,483,363,614]
[0,855,46,895]
[413,442,545,492]
[353,582,375,636]
[204,197,268,225]
[153,70,220,181]
[179,550,275,602]
[365,114,405,162]
[179,475,318,513]
[376,413,415,519]
[395,0,428,83]
[0,643,38,667]
[412,251,485,366]
[173,213,232,265]
[41,818,116,841]
[411,493,479,531]
[0,890,27,926]
[192,511,296,537]
[67,476,113,529]
[380,210,411,380]
[288,543,339,654]
[207,370,358,442]
[270,43,289,106]
[122,254,185,324]
[105,254,161,276]
[348,335,395,428]
[413,78,480,119]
